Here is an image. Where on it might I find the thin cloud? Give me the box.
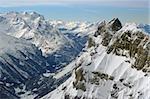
[0,0,149,8]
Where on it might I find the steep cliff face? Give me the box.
[42,19,150,99]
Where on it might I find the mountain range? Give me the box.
[0,12,149,99]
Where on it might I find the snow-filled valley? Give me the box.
[0,12,149,99]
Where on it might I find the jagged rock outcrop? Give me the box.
[93,18,150,72]
[94,18,122,46]
[108,18,122,31]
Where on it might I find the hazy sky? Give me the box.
[0,0,149,24]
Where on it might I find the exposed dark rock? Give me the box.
[92,71,114,81]
[94,18,122,47]
[101,32,113,46]
[64,94,70,99]
[75,82,86,91]
[88,37,95,48]
[109,18,122,31]
[94,21,106,37]
[73,67,86,91]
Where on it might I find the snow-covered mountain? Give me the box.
[0,12,73,55]
[42,18,150,99]
[0,12,150,99]
[0,12,92,99]
[0,11,91,70]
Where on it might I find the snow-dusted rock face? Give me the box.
[42,19,150,99]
